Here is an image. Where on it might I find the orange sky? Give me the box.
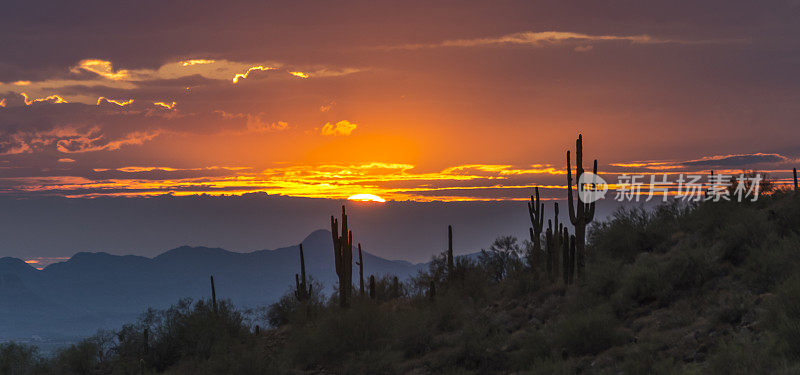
[0,1,798,202]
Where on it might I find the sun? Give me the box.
[347,193,386,202]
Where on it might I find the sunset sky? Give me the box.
[1,1,799,261]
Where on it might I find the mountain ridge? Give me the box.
[0,229,437,339]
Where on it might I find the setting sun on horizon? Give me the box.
[347,193,386,202]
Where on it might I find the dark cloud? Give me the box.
[682,153,790,167]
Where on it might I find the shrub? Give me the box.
[282,301,392,368]
[52,340,104,375]
[769,275,800,357]
[551,305,628,356]
[0,342,47,375]
[478,236,525,282]
[265,278,324,327]
[589,202,684,262]
[707,334,779,375]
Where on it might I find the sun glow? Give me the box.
[232,66,276,83]
[348,193,386,202]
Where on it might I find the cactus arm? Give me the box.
[586,159,598,223]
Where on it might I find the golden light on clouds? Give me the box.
[97,97,134,106]
[21,93,68,105]
[2,156,785,201]
[153,101,176,110]
[289,71,310,78]
[72,59,130,81]
[180,59,216,66]
[13,80,31,86]
[348,193,386,202]
[321,120,358,136]
[232,65,276,83]
[1,162,559,201]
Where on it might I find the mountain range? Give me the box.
[0,229,431,339]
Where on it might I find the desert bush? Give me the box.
[52,340,103,375]
[589,202,685,262]
[282,301,392,368]
[434,311,508,372]
[608,342,692,375]
[506,329,552,369]
[613,244,716,313]
[0,342,47,375]
[707,334,779,375]
[265,278,324,327]
[391,307,435,358]
[551,304,628,356]
[371,274,406,302]
[743,233,800,292]
[478,236,525,282]
[768,275,800,357]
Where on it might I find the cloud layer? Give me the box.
[0,0,799,202]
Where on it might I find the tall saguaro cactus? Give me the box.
[545,220,553,280]
[210,275,217,313]
[332,205,353,308]
[446,225,454,276]
[561,227,569,285]
[794,168,798,192]
[567,134,597,281]
[552,202,561,282]
[294,244,312,302]
[356,244,365,297]
[528,187,544,272]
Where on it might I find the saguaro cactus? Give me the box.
[561,227,569,285]
[567,134,597,281]
[369,275,376,300]
[794,168,798,191]
[552,203,561,282]
[429,280,436,301]
[294,244,312,302]
[528,187,544,272]
[356,244,365,297]
[545,220,553,280]
[210,275,217,313]
[332,205,354,307]
[447,225,454,276]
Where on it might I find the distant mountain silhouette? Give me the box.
[0,230,430,339]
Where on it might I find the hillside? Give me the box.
[4,190,800,374]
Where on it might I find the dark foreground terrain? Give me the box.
[4,189,800,374]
